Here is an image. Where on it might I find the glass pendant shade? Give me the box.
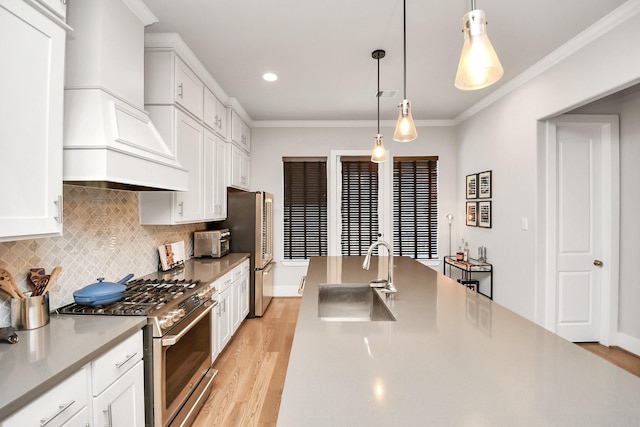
[393,99,418,142]
[454,9,504,91]
[371,134,387,163]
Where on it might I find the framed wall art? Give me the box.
[478,170,492,199]
[466,174,478,199]
[478,201,492,228]
[466,201,477,226]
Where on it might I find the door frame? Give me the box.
[543,114,620,345]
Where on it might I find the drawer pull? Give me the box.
[115,352,137,369]
[40,400,75,426]
[103,403,113,427]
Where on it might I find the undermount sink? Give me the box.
[318,283,396,322]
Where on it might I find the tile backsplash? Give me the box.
[0,185,207,325]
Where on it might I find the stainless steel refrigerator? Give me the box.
[223,190,274,317]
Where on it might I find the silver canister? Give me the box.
[478,246,487,263]
[11,293,50,330]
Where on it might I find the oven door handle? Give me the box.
[162,302,215,347]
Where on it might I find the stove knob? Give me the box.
[177,308,186,318]
[197,290,208,300]
[171,310,182,322]
[159,316,173,330]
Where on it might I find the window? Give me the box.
[393,156,439,259]
[283,158,327,259]
[341,157,379,255]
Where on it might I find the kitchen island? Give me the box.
[278,256,640,426]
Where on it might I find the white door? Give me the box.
[545,115,619,344]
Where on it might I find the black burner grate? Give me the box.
[56,278,201,316]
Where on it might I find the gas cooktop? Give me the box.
[56,276,216,315]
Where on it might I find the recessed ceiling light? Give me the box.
[263,72,278,82]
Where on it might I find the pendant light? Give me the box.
[371,49,387,163]
[454,0,504,91]
[393,0,417,142]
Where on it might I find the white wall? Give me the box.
[571,87,640,346]
[250,125,457,296]
[455,4,640,351]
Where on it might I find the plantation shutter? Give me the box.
[283,158,328,259]
[393,157,438,259]
[341,158,379,256]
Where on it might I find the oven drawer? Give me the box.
[91,330,143,396]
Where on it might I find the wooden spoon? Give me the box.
[0,279,20,299]
[40,266,62,296]
[0,269,26,299]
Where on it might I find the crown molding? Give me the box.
[251,119,454,128]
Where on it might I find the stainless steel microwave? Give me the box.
[194,229,230,258]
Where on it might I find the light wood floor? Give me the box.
[577,342,640,378]
[192,297,301,427]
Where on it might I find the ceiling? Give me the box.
[141,0,628,123]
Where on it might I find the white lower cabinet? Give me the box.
[1,368,89,427]
[232,268,242,332]
[211,293,220,363]
[217,272,233,352]
[233,260,251,331]
[92,361,144,427]
[62,406,91,427]
[240,261,251,320]
[212,260,250,361]
[1,330,144,427]
[91,330,144,427]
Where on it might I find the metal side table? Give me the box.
[443,256,493,299]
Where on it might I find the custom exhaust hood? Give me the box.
[63,0,188,192]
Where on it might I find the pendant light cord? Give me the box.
[402,0,407,99]
[377,54,381,134]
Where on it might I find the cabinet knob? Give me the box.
[593,260,603,267]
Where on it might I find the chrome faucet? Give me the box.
[362,235,397,293]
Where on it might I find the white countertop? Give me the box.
[278,256,640,426]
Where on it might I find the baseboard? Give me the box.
[617,332,640,357]
[273,285,300,297]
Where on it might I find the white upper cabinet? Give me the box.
[34,0,67,19]
[145,51,204,120]
[229,144,250,191]
[204,131,227,221]
[204,87,228,139]
[231,110,251,153]
[0,0,65,242]
[139,107,205,224]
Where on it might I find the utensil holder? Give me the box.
[11,293,50,330]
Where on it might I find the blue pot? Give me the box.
[73,273,134,307]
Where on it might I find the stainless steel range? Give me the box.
[57,277,218,427]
